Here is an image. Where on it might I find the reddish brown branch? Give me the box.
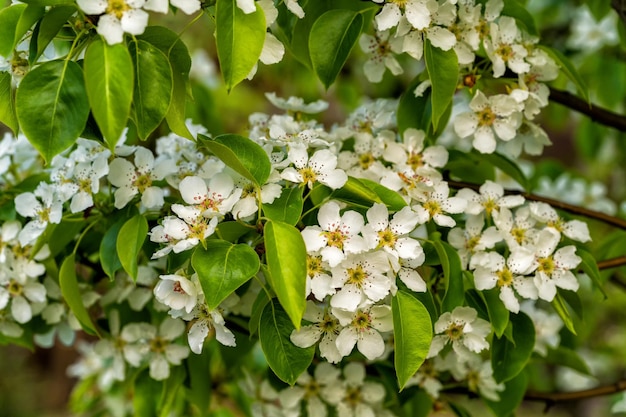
[548,87,626,132]
[525,380,626,404]
[597,256,626,270]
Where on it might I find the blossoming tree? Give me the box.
[1,0,626,415]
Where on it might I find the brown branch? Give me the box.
[524,380,626,404]
[447,179,626,230]
[548,87,626,132]
[598,256,626,270]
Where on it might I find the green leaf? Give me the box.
[501,0,538,36]
[552,292,577,335]
[158,366,185,417]
[99,216,128,279]
[484,371,528,416]
[259,301,315,385]
[392,290,433,390]
[215,0,266,91]
[492,312,535,383]
[424,38,458,131]
[139,26,194,140]
[35,5,76,62]
[59,253,99,336]
[262,186,303,225]
[191,240,260,310]
[544,346,591,375]
[359,178,407,211]
[129,39,173,140]
[0,4,27,58]
[186,348,212,416]
[264,220,307,329]
[309,9,363,88]
[47,217,84,258]
[0,72,18,132]
[481,288,510,338]
[433,239,465,312]
[198,133,271,186]
[576,248,606,298]
[15,5,45,50]
[249,289,271,336]
[330,176,382,208]
[538,45,589,102]
[20,0,75,6]
[133,370,161,417]
[16,60,89,163]
[84,38,134,148]
[474,151,529,190]
[445,149,496,184]
[116,214,148,281]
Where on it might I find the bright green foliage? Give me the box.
[60,253,99,336]
[492,312,535,383]
[116,214,148,282]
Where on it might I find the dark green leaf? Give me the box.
[473,151,529,190]
[116,214,148,281]
[492,312,535,383]
[544,346,591,375]
[262,186,303,225]
[59,253,99,336]
[99,216,128,279]
[249,288,271,336]
[259,301,314,385]
[484,371,528,416]
[359,178,407,211]
[539,45,589,102]
[215,0,266,91]
[309,9,363,88]
[187,348,212,416]
[129,39,173,140]
[191,240,260,310]
[47,217,83,258]
[433,239,465,312]
[84,38,134,148]
[198,133,271,186]
[424,38,458,131]
[445,149,496,184]
[392,290,432,390]
[133,370,161,417]
[264,220,307,329]
[576,248,606,298]
[16,60,89,162]
[502,0,538,35]
[481,288,510,338]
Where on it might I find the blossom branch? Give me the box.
[446,179,626,230]
[597,256,626,270]
[524,380,626,406]
[548,87,626,132]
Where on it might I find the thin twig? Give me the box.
[447,179,626,230]
[598,256,626,270]
[548,87,626,132]
[524,380,626,404]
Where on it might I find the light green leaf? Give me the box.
[20,0,74,6]
[60,253,99,336]
[359,178,407,211]
[392,290,433,390]
[492,312,535,383]
[0,72,18,132]
[552,292,577,335]
[34,5,76,62]
[198,133,271,186]
[309,9,363,88]
[576,248,606,298]
[330,176,382,208]
[397,76,452,139]
[259,301,315,385]
[129,39,173,140]
[16,60,89,163]
[191,240,260,310]
[424,38,458,131]
[264,220,307,329]
[502,0,538,36]
[539,45,589,103]
[15,5,45,50]
[116,214,148,281]
[262,186,303,225]
[0,4,27,58]
[433,239,464,312]
[84,38,134,148]
[215,0,266,91]
[139,26,194,140]
[445,149,496,184]
[46,217,83,258]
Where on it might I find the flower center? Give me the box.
[307,255,325,277]
[320,313,338,333]
[466,235,480,252]
[483,198,498,215]
[322,229,345,249]
[299,167,317,186]
[134,173,152,193]
[7,280,23,297]
[351,311,372,331]
[149,337,167,353]
[358,152,375,169]
[477,107,496,127]
[377,228,397,248]
[346,264,367,287]
[511,227,526,245]
[445,322,464,340]
[107,0,130,19]
[496,268,513,287]
[537,256,555,276]
[496,44,514,61]
[423,200,442,217]
[407,152,423,170]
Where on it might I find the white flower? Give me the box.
[326,362,388,417]
[428,306,491,360]
[448,214,502,268]
[154,272,199,314]
[290,301,342,363]
[178,174,243,218]
[14,183,63,246]
[278,363,340,417]
[280,143,347,189]
[412,181,467,227]
[359,31,403,83]
[187,303,236,353]
[146,318,190,380]
[529,202,591,243]
[383,128,449,170]
[301,201,367,267]
[330,251,393,312]
[493,206,539,249]
[265,93,327,114]
[484,17,530,77]
[521,301,562,356]
[77,0,150,45]
[305,253,335,301]
[444,352,504,401]
[333,304,393,360]
[108,147,177,209]
[456,180,525,217]
[454,91,523,154]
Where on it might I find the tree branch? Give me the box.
[548,87,626,132]
[447,179,626,230]
[524,380,626,404]
[598,256,626,270]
